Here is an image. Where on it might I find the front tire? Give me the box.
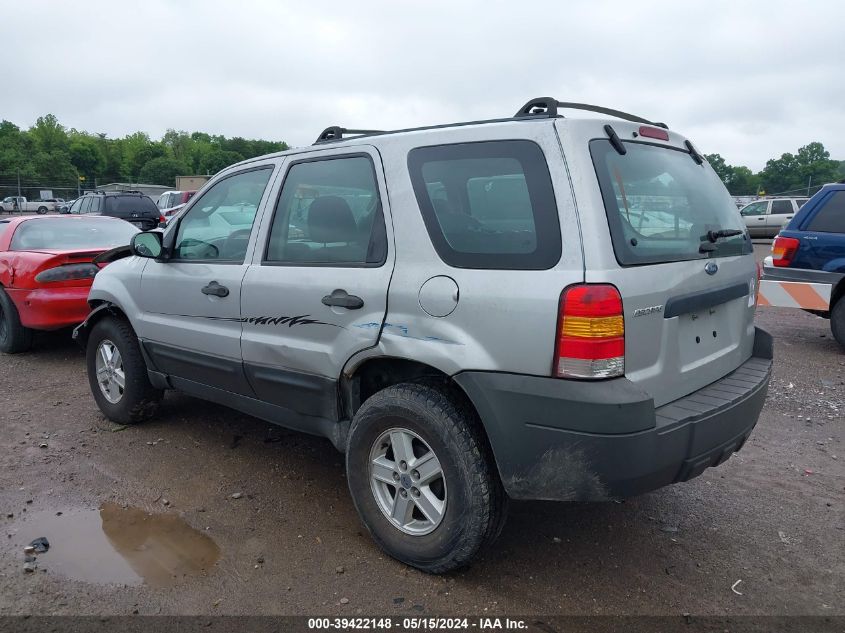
[831,297,845,350]
[0,289,33,354]
[86,316,162,424]
[346,382,506,573]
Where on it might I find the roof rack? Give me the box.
[514,97,668,129]
[312,97,668,146]
[314,126,385,144]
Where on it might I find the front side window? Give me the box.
[796,198,809,208]
[771,200,793,215]
[408,140,560,269]
[591,140,749,265]
[807,191,845,233]
[79,197,93,214]
[264,156,386,266]
[89,197,102,213]
[174,167,273,262]
[740,201,768,216]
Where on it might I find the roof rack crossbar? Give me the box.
[514,98,668,129]
[314,126,385,144]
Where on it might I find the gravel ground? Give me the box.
[0,265,842,617]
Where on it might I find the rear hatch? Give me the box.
[558,120,758,407]
[104,195,160,229]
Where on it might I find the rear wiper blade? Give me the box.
[702,228,743,243]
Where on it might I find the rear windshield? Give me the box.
[10,218,139,250]
[103,195,159,216]
[591,140,750,265]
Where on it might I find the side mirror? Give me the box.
[130,231,163,259]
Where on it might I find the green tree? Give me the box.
[138,156,190,186]
[68,136,105,180]
[29,114,69,154]
[199,149,244,175]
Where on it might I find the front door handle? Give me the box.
[322,289,364,310]
[202,281,229,298]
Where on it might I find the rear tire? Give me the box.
[37,206,48,215]
[831,297,845,350]
[86,316,162,424]
[0,289,34,354]
[346,382,506,573]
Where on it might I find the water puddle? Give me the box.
[9,503,219,586]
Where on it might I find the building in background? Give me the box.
[95,183,172,199]
[176,175,210,191]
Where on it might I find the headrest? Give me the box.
[308,196,357,243]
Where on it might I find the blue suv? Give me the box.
[763,182,845,347]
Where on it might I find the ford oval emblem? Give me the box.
[705,261,719,275]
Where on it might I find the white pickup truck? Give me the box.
[0,197,57,214]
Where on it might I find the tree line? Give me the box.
[0,114,289,196]
[1,113,843,199]
[705,142,844,197]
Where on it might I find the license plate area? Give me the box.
[678,306,731,365]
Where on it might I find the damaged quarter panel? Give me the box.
[346,123,584,380]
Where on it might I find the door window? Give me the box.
[173,167,273,262]
[264,155,387,266]
[68,199,83,214]
[740,201,768,216]
[807,191,845,233]
[79,197,93,214]
[89,197,102,213]
[770,200,793,215]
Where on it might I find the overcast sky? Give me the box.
[2,0,843,171]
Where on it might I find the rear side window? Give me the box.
[104,196,158,217]
[264,155,386,266]
[771,200,793,215]
[591,140,749,265]
[408,140,560,269]
[807,191,845,233]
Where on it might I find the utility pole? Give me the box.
[16,168,21,215]
[807,175,812,197]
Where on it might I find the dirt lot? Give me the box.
[0,271,843,616]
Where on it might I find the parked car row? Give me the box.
[156,190,197,224]
[61,191,165,230]
[739,196,809,238]
[1,98,776,574]
[0,196,62,214]
[761,183,845,345]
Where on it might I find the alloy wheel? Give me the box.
[369,427,447,536]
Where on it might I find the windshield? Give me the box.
[10,218,139,250]
[591,140,749,265]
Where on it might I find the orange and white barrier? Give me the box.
[757,280,831,311]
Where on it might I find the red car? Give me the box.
[0,216,138,353]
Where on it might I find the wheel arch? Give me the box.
[73,300,132,347]
[339,355,502,480]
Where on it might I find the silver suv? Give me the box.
[75,98,773,573]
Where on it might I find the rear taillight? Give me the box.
[771,236,799,267]
[554,284,624,379]
[34,263,99,283]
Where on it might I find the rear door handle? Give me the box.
[322,289,364,310]
[201,281,229,298]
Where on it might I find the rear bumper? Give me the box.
[5,286,92,330]
[455,327,773,501]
